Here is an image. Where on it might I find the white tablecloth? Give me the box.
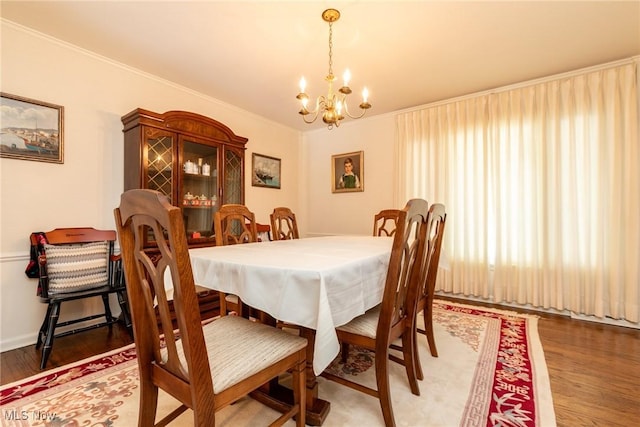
[189,235,393,374]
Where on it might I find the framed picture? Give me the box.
[0,93,64,164]
[252,152,281,189]
[332,151,364,193]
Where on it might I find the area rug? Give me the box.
[0,300,555,426]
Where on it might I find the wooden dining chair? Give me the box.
[414,204,447,364]
[114,189,307,427]
[321,198,429,427]
[214,204,258,246]
[256,222,272,242]
[373,209,401,237]
[29,227,130,369]
[388,202,447,387]
[214,204,259,315]
[269,206,302,329]
[270,207,300,240]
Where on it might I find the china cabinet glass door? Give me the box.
[181,140,218,244]
[223,148,243,204]
[145,132,174,203]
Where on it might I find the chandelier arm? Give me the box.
[301,96,327,124]
[341,100,369,119]
[302,111,320,124]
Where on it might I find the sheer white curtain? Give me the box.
[396,60,639,322]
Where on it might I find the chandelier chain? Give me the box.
[328,22,333,79]
[296,8,371,129]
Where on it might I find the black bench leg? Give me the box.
[40,301,61,370]
[36,303,54,349]
[116,290,132,330]
[101,294,115,328]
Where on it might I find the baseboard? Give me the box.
[0,332,38,354]
[437,292,639,330]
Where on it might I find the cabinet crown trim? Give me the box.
[122,109,248,148]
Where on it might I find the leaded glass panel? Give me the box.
[147,136,173,203]
[224,149,242,204]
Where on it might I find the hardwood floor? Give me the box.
[1,301,639,426]
[0,321,134,386]
[536,311,640,426]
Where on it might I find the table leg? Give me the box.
[300,326,331,425]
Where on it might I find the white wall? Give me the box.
[0,22,302,351]
[0,21,399,351]
[302,114,397,237]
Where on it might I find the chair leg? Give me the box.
[138,379,160,427]
[101,294,115,328]
[375,352,396,427]
[219,292,228,316]
[412,324,424,381]
[424,305,438,357]
[293,358,306,427]
[236,296,243,317]
[402,332,421,395]
[341,342,350,363]
[222,293,243,317]
[35,303,54,349]
[40,301,61,370]
[117,290,132,330]
[193,399,216,426]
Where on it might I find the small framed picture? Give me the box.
[0,93,64,164]
[332,151,364,193]
[252,152,281,189]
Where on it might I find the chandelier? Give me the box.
[296,8,371,129]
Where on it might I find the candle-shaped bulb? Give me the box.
[343,69,351,87]
[362,87,369,103]
[299,77,306,93]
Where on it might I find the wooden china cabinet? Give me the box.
[122,108,247,247]
[121,108,248,323]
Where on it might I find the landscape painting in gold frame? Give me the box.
[0,93,64,164]
[331,151,364,193]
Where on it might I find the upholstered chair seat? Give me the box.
[336,306,381,338]
[174,315,307,393]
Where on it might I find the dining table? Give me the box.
[189,234,393,425]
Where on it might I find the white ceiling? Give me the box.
[2,1,639,131]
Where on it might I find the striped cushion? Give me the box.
[173,315,307,394]
[44,241,109,295]
[336,305,381,338]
